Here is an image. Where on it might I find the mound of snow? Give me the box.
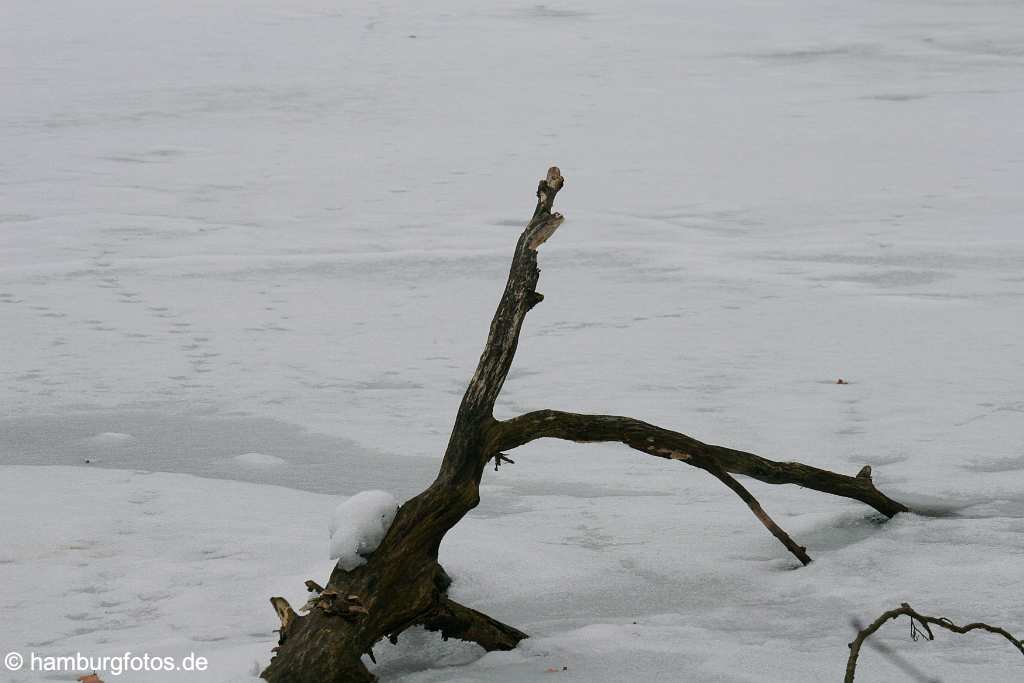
[233,452,287,467]
[85,431,136,445]
[329,490,398,570]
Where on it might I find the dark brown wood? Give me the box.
[846,602,1024,682]
[420,598,528,651]
[489,410,908,518]
[261,167,912,682]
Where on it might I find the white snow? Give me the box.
[3,465,1024,682]
[233,452,287,467]
[3,0,1024,680]
[329,490,399,570]
[0,466,333,683]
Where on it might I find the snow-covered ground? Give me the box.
[2,0,1023,680]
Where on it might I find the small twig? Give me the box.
[846,603,1024,682]
[851,618,939,683]
[494,452,516,471]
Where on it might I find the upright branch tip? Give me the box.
[545,166,563,191]
[535,167,565,214]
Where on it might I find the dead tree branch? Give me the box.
[491,412,907,519]
[846,602,1024,682]
[261,167,912,682]
[487,410,908,564]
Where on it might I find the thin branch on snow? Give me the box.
[845,602,1024,682]
[701,461,811,565]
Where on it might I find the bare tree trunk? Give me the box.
[261,167,910,682]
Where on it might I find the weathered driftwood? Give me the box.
[261,167,909,682]
[846,602,1024,682]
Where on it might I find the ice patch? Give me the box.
[233,452,287,467]
[328,490,398,570]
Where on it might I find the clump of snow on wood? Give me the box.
[233,452,287,467]
[329,490,398,570]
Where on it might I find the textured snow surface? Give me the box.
[3,0,1024,680]
[329,490,399,569]
[233,452,288,467]
[3,466,1024,682]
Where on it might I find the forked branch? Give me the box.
[490,410,907,518]
[485,409,906,563]
[436,168,907,565]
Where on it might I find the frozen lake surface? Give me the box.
[2,0,1023,680]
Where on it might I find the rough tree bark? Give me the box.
[261,167,910,682]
